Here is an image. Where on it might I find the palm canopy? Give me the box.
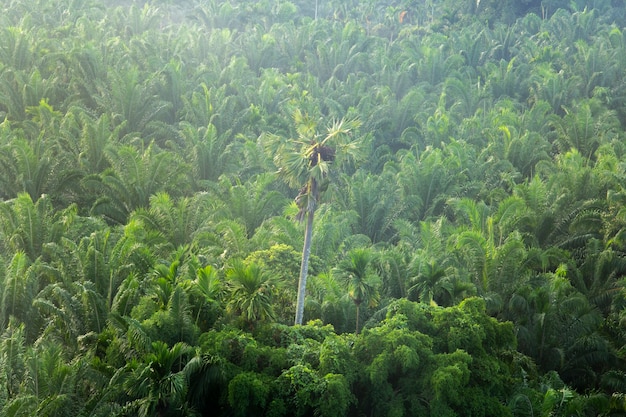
[263,110,363,205]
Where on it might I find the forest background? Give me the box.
[1,0,626,415]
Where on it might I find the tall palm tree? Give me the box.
[262,112,362,325]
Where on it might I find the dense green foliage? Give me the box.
[2,0,626,415]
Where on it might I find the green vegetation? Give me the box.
[1,0,626,415]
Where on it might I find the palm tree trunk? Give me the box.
[295,206,315,325]
[355,304,360,335]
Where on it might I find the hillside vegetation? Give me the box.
[1,0,626,415]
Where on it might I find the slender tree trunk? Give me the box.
[355,303,360,335]
[295,206,315,325]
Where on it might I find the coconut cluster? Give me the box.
[309,143,335,166]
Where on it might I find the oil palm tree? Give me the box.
[509,272,611,390]
[225,259,275,329]
[335,247,381,334]
[85,143,190,224]
[130,192,215,257]
[0,193,67,262]
[32,281,100,353]
[0,136,52,202]
[262,111,362,325]
[112,340,197,417]
[0,318,27,404]
[395,145,464,223]
[450,198,528,298]
[552,98,620,160]
[407,259,453,305]
[177,121,241,188]
[0,253,39,336]
[97,65,171,139]
[218,173,288,238]
[0,125,81,206]
[184,263,224,331]
[346,170,402,244]
[1,342,85,417]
